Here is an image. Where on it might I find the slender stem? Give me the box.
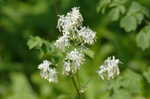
[71,76,81,98]
[76,71,81,89]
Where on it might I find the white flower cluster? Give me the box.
[55,34,70,50]
[97,56,120,80]
[57,7,83,34]
[38,60,58,83]
[54,7,96,76]
[63,49,85,75]
[55,7,96,50]
[37,7,96,83]
[78,27,96,45]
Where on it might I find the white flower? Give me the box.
[38,60,52,72]
[47,68,58,83]
[63,49,85,75]
[40,71,49,79]
[97,56,120,80]
[38,60,58,83]
[57,7,83,34]
[57,15,73,34]
[66,49,85,68]
[63,61,71,76]
[69,7,83,28]
[78,27,96,45]
[55,34,70,50]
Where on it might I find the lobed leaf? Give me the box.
[108,5,126,21]
[120,15,137,32]
[97,0,112,13]
[27,36,44,50]
[143,67,150,83]
[136,25,150,50]
[120,2,149,32]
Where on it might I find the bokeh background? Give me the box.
[0,0,150,99]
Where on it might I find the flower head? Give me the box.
[55,34,70,50]
[38,60,58,83]
[97,56,120,80]
[38,60,52,72]
[47,68,58,83]
[63,61,71,76]
[69,7,83,27]
[63,49,85,75]
[57,7,83,34]
[66,49,85,68]
[78,27,96,45]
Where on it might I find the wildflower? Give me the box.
[69,7,83,28]
[55,34,70,50]
[57,15,73,34]
[55,7,97,77]
[63,61,71,76]
[38,60,52,72]
[57,7,83,34]
[38,60,58,83]
[78,27,96,45]
[66,49,85,68]
[63,49,85,75]
[47,68,58,83]
[97,56,120,80]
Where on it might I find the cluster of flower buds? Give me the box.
[55,7,96,50]
[78,27,96,45]
[97,56,120,80]
[57,7,83,34]
[63,49,85,76]
[38,60,58,83]
[55,34,70,50]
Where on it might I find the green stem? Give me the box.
[76,71,81,89]
[71,76,81,98]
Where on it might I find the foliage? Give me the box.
[136,25,150,50]
[120,2,149,32]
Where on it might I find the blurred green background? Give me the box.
[0,0,150,99]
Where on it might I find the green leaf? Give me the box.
[143,67,150,83]
[111,89,131,99]
[127,2,144,15]
[84,49,95,59]
[127,2,145,25]
[127,2,149,17]
[27,36,44,50]
[135,13,144,24]
[136,25,150,50]
[97,0,112,13]
[98,0,127,21]
[109,5,126,21]
[107,69,143,94]
[120,15,137,32]
[119,69,143,94]
[120,1,149,32]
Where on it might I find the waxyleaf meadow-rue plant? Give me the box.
[1,0,150,99]
[36,7,121,97]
